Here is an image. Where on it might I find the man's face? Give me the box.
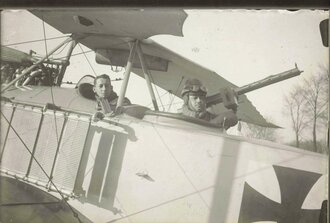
[188,94,206,112]
[93,78,112,98]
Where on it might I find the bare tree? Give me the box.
[301,67,329,152]
[284,85,309,148]
[241,121,277,142]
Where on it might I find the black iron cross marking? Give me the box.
[238,165,322,223]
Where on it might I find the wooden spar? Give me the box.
[116,40,138,109]
[1,37,73,93]
[136,42,159,111]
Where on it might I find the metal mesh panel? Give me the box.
[1,108,41,175]
[53,117,90,190]
[29,113,65,183]
[0,105,13,156]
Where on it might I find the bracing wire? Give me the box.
[146,71,165,111]
[58,37,141,60]
[75,39,136,77]
[78,43,97,76]
[154,86,165,111]
[167,76,184,112]
[42,18,49,56]
[21,39,132,70]
[52,41,70,56]
[39,18,72,201]
[58,50,93,59]
[161,101,183,108]
[3,35,71,47]
[108,186,212,223]
[145,91,168,108]
[0,111,83,223]
[106,126,212,223]
[40,17,60,149]
[153,127,210,209]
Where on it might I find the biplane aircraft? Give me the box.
[0,9,328,223]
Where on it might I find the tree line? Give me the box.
[240,65,328,154]
[283,65,328,154]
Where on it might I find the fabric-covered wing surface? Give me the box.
[30,9,187,39]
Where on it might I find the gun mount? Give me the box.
[206,65,303,109]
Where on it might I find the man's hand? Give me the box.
[92,111,105,122]
[210,110,238,130]
[104,111,116,118]
[92,111,117,122]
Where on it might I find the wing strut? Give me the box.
[1,36,74,93]
[116,40,138,109]
[116,40,160,111]
[136,42,159,111]
[56,39,77,86]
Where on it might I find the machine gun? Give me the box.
[206,65,303,110]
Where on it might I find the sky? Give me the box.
[1,9,329,143]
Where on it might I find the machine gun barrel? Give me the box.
[206,66,303,107]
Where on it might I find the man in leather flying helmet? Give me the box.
[180,78,238,130]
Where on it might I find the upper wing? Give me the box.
[30,9,276,128]
[30,9,187,40]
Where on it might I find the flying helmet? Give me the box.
[181,78,207,97]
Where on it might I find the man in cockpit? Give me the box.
[180,78,238,130]
[92,74,130,121]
